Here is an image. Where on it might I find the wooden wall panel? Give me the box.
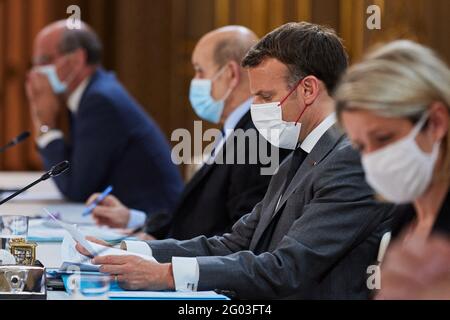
[113,0,172,133]
[297,0,312,22]
[0,0,5,169]
[0,0,449,172]
[3,0,30,169]
[426,0,450,64]
[311,0,338,29]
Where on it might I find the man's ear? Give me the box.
[299,76,320,105]
[70,48,87,69]
[227,60,241,89]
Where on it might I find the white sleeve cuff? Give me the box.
[127,209,147,229]
[120,240,153,256]
[36,130,64,148]
[172,257,199,292]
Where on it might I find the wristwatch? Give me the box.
[39,125,50,135]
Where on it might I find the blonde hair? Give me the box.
[334,40,450,180]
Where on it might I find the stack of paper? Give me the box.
[28,219,129,242]
[60,235,155,272]
[55,218,229,301]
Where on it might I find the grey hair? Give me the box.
[58,26,102,65]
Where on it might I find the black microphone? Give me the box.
[40,160,70,181]
[0,161,70,205]
[0,131,30,153]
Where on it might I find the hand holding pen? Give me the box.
[82,185,113,216]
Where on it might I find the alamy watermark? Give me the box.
[66,5,81,30]
[171,122,282,176]
[367,4,382,30]
[367,264,382,290]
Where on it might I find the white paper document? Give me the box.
[29,219,129,242]
[60,234,156,272]
[44,208,96,254]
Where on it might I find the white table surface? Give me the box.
[0,171,227,301]
[0,171,82,300]
[0,171,86,268]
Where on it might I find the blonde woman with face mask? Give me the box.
[334,40,450,299]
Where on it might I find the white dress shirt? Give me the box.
[125,112,337,292]
[299,112,337,153]
[36,77,91,148]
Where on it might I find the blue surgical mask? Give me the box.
[35,65,67,94]
[189,67,232,124]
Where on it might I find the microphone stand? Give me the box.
[0,179,44,206]
[0,161,69,205]
[0,131,31,154]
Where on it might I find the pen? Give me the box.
[82,185,113,216]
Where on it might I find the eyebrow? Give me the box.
[366,127,394,136]
[254,90,275,97]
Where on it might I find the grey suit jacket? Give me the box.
[146,125,396,299]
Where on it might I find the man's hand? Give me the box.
[92,255,175,291]
[25,71,61,132]
[87,194,130,228]
[75,236,112,257]
[135,232,157,241]
[376,235,450,300]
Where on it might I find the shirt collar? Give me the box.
[223,97,252,133]
[300,112,337,153]
[67,76,91,113]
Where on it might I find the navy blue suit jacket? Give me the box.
[39,69,183,227]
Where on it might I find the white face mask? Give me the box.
[362,113,441,204]
[250,102,301,150]
[189,66,232,124]
[34,54,79,95]
[35,65,68,94]
[250,79,306,150]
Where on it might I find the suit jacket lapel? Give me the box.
[274,125,345,216]
[176,112,253,208]
[250,180,286,248]
[251,125,345,249]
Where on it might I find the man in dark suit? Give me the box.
[25,21,183,233]
[87,26,290,239]
[78,22,396,299]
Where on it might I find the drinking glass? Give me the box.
[67,274,111,300]
[0,215,28,250]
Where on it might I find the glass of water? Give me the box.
[67,274,111,300]
[0,215,28,250]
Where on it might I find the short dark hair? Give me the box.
[242,22,348,93]
[59,28,102,65]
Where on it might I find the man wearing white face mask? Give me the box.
[77,23,398,300]
[85,26,290,240]
[25,21,183,235]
